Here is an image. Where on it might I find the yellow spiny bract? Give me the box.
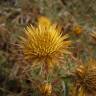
[74,59,96,95]
[19,17,71,71]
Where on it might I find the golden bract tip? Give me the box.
[74,59,96,95]
[19,17,71,71]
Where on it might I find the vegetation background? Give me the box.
[0,0,96,96]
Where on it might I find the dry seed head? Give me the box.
[19,17,71,71]
[74,59,96,94]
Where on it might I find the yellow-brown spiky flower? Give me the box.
[73,25,83,35]
[73,59,96,96]
[19,16,71,72]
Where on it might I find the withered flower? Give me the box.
[73,59,96,96]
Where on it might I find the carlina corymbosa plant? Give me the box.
[73,59,96,96]
[19,16,72,75]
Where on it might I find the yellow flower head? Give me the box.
[73,25,83,35]
[74,59,96,95]
[38,16,51,27]
[19,17,71,71]
[39,82,52,96]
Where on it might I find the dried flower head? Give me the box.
[74,59,96,95]
[39,82,52,96]
[19,17,71,71]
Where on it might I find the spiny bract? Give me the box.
[19,16,71,71]
[90,31,96,40]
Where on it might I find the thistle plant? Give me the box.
[73,59,96,96]
[19,16,71,74]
